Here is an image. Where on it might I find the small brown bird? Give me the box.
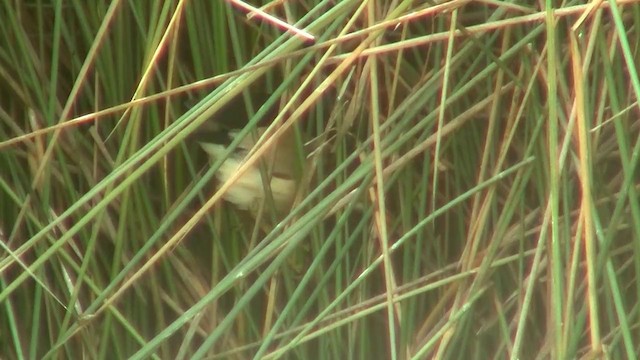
[200,126,299,215]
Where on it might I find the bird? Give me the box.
[199,126,301,215]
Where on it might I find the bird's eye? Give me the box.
[233,149,250,159]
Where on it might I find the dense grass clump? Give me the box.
[1,1,639,359]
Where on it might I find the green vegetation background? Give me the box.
[1,1,639,359]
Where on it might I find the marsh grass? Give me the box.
[1,1,640,359]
